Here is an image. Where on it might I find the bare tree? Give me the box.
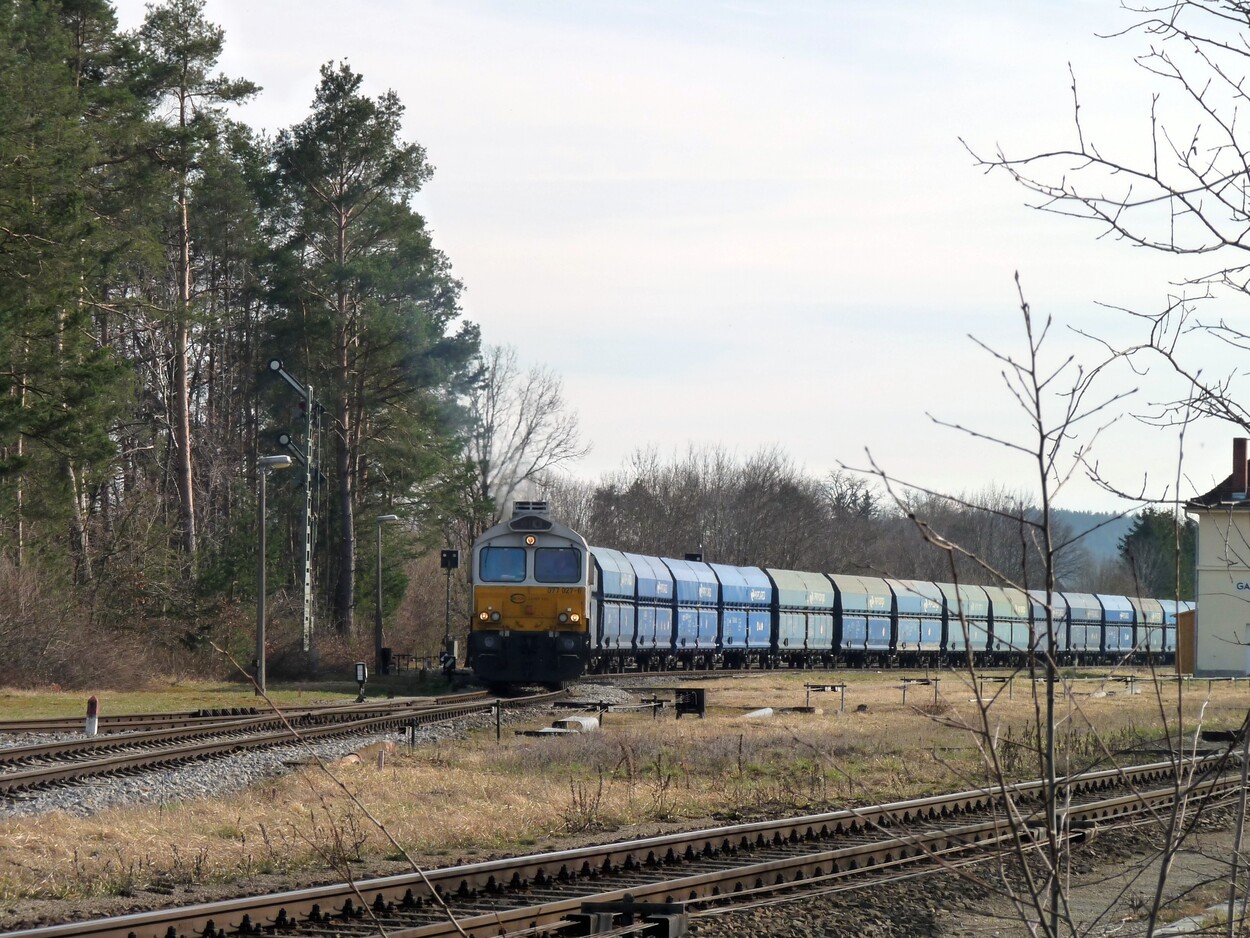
[566,445,1095,584]
[541,472,597,535]
[465,344,590,527]
[845,278,1233,938]
[967,1,1250,455]
[964,12,1250,922]
[576,445,837,568]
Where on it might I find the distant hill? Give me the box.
[1052,509,1131,561]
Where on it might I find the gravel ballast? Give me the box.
[0,682,633,819]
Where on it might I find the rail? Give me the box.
[5,756,1232,938]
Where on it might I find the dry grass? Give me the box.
[0,668,1241,901]
[0,681,372,721]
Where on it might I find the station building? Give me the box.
[1186,437,1250,676]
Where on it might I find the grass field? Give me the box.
[0,668,1243,902]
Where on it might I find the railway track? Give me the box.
[0,692,559,797]
[6,756,1235,938]
[0,691,490,736]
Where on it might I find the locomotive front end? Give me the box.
[469,501,591,689]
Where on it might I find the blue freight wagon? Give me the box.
[985,586,1031,661]
[710,563,773,668]
[1027,589,1069,657]
[1097,593,1135,659]
[1063,592,1103,663]
[624,552,674,669]
[829,574,894,665]
[938,582,990,662]
[591,547,636,662]
[1129,596,1166,660]
[662,556,720,665]
[767,568,835,664]
[1159,599,1188,657]
[887,578,945,664]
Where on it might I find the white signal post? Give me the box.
[268,360,317,658]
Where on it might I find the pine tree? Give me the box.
[0,0,131,578]
[1117,507,1195,599]
[271,62,478,633]
[135,0,258,564]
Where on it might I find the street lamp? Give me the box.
[256,455,292,695]
[375,514,400,673]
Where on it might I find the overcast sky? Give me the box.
[112,0,1246,511]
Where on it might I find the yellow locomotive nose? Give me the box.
[469,501,591,688]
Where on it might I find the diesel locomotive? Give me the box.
[467,501,592,689]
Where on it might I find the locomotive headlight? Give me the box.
[525,535,536,545]
[490,611,502,622]
[557,612,569,623]
[569,613,580,623]
[478,612,489,621]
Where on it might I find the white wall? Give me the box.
[1193,507,1250,676]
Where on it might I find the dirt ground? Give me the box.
[939,819,1240,937]
[686,810,1243,938]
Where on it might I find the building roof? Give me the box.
[1187,473,1250,509]
[1187,438,1250,509]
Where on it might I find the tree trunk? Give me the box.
[333,334,355,633]
[173,157,196,561]
[332,203,355,633]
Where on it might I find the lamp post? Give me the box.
[256,455,292,695]
[375,514,400,673]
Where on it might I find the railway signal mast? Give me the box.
[268,359,320,659]
[441,549,459,656]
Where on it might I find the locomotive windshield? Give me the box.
[479,546,526,582]
[535,547,581,583]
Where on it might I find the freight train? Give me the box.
[467,502,1190,689]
